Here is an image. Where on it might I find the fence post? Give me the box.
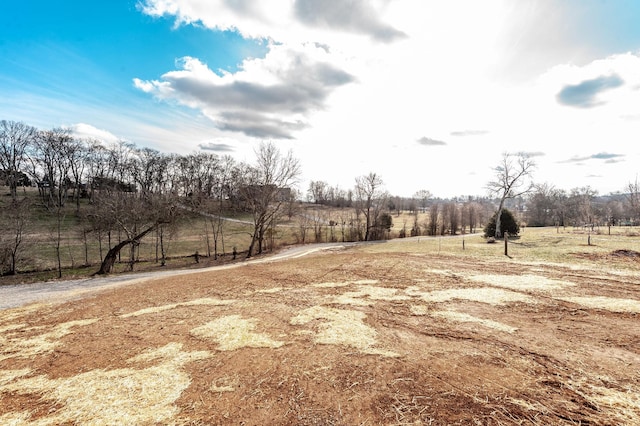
[504,232,508,256]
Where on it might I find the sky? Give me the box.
[2,1,640,199]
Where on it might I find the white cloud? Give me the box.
[134,44,354,139]
[67,123,121,144]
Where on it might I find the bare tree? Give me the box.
[487,152,535,238]
[567,186,598,227]
[444,202,460,235]
[414,189,432,212]
[93,193,178,274]
[625,177,640,224]
[427,203,439,236]
[0,197,31,275]
[0,120,36,201]
[308,180,328,204]
[354,172,387,241]
[243,142,301,258]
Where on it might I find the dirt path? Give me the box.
[2,240,637,424]
[0,242,351,310]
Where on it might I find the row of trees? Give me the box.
[1,120,413,276]
[524,183,640,228]
[0,120,308,275]
[2,119,640,276]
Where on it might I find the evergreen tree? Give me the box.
[484,208,520,238]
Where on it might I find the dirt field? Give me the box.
[1,235,639,425]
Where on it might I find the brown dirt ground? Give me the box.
[1,248,639,425]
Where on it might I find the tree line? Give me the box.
[2,120,639,277]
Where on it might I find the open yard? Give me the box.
[1,228,639,424]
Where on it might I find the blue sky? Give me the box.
[2,1,640,198]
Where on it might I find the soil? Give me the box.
[1,246,639,425]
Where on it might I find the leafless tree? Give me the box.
[354,172,388,241]
[308,180,328,204]
[0,120,36,201]
[444,202,460,235]
[93,192,178,274]
[567,186,598,227]
[0,197,31,275]
[414,189,432,212]
[243,142,301,258]
[427,203,439,236]
[625,178,640,224]
[487,152,535,238]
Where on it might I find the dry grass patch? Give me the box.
[256,287,284,293]
[0,319,97,362]
[405,286,536,305]
[0,411,31,425]
[0,304,49,323]
[332,285,411,306]
[290,306,398,357]
[557,296,640,313]
[409,304,430,316]
[311,279,379,288]
[0,369,31,386]
[191,315,285,351]
[567,379,640,424]
[467,274,576,292]
[120,298,235,318]
[431,310,518,333]
[0,343,211,425]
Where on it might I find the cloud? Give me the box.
[134,44,354,139]
[139,0,404,43]
[450,130,489,137]
[293,0,406,42]
[67,123,121,143]
[560,152,625,163]
[556,74,624,108]
[518,151,546,158]
[198,142,235,152]
[417,137,446,146]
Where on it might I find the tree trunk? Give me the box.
[494,198,506,239]
[94,224,158,275]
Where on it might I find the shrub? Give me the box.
[483,209,520,238]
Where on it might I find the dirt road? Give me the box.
[0,242,351,310]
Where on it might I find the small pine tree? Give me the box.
[484,208,520,238]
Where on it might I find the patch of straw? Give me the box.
[0,319,98,362]
[467,274,576,291]
[0,342,210,425]
[406,287,535,306]
[0,369,31,386]
[332,285,411,306]
[431,310,517,333]
[566,379,640,424]
[290,306,398,357]
[0,323,26,334]
[120,298,235,318]
[256,287,284,293]
[0,303,48,323]
[191,315,285,351]
[312,279,379,288]
[0,411,31,426]
[556,296,640,313]
[410,305,430,316]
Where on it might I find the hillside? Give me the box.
[1,229,639,424]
